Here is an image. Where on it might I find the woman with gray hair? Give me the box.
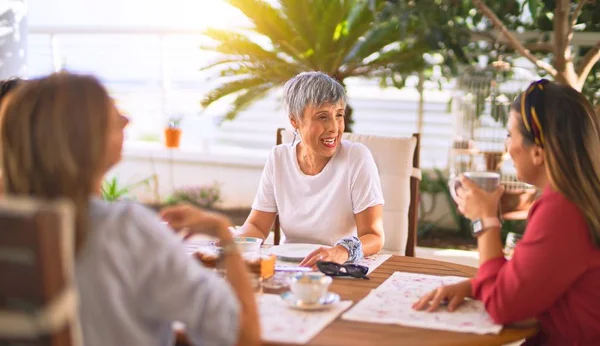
[236,71,385,267]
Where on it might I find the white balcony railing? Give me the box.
[27,25,455,169]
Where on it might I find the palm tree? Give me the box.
[199,0,429,132]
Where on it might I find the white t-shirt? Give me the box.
[76,199,240,346]
[252,140,384,246]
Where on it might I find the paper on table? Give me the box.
[274,253,391,275]
[359,253,391,274]
[260,293,353,344]
[175,293,352,344]
[184,235,217,255]
[342,272,502,335]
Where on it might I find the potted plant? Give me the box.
[164,117,182,148]
[101,175,156,202]
[158,183,252,225]
[165,183,222,210]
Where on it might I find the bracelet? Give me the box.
[334,236,364,263]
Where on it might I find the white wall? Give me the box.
[109,144,265,208]
[111,143,458,230]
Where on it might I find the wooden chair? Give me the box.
[0,197,82,346]
[273,129,421,256]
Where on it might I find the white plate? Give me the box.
[281,291,340,311]
[269,243,327,261]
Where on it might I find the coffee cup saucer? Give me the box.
[280,291,341,311]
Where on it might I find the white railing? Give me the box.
[27,25,455,169]
[29,26,212,115]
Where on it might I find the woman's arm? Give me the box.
[455,176,506,265]
[300,144,385,267]
[235,209,277,240]
[476,227,504,266]
[300,205,384,267]
[217,227,261,346]
[159,205,260,346]
[348,143,385,258]
[355,204,384,256]
[237,148,278,242]
[471,196,591,324]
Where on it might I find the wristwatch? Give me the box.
[471,217,502,237]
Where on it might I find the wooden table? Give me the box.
[271,256,537,346]
[179,256,538,346]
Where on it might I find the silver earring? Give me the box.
[291,129,298,146]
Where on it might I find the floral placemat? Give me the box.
[342,272,502,335]
[358,253,391,274]
[186,238,392,275]
[275,253,391,274]
[259,293,353,344]
[184,236,216,255]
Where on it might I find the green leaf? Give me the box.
[223,84,273,121]
[201,77,270,107]
[390,73,406,89]
[204,0,514,131]
[201,29,291,63]
[226,0,308,59]
[333,21,346,41]
[527,0,538,17]
[329,1,377,73]
[100,175,155,202]
[343,20,400,65]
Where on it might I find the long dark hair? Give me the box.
[0,78,24,102]
[512,80,600,246]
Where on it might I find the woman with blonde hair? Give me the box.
[414,79,600,345]
[0,73,260,346]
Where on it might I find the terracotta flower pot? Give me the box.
[164,127,182,148]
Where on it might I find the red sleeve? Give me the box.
[471,191,592,324]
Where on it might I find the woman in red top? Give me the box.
[414,79,600,345]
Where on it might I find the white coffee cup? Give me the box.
[448,171,501,202]
[289,272,332,304]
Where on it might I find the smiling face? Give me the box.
[506,110,545,185]
[291,101,345,159]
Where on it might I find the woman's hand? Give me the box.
[413,279,473,312]
[160,204,232,240]
[299,245,350,268]
[456,176,504,220]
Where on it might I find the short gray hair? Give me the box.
[282,71,346,123]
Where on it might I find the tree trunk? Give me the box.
[416,71,425,136]
[344,103,354,133]
[472,0,599,94]
[334,76,354,133]
[553,67,582,91]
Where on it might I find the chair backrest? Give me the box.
[274,128,421,256]
[0,197,82,346]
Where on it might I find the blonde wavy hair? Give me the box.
[0,73,111,251]
[513,80,600,246]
